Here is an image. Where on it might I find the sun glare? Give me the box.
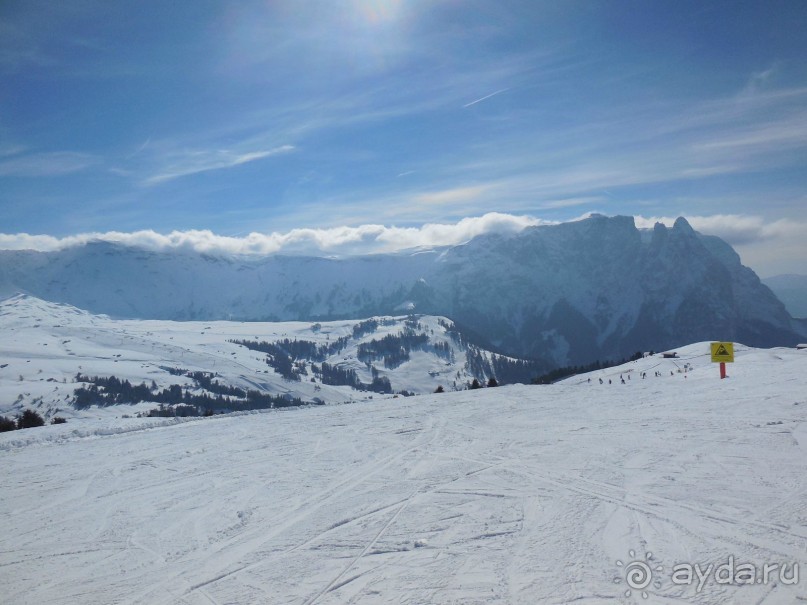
[354,0,404,24]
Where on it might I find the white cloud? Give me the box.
[0,213,550,257]
[539,196,604,210]
[144,145,295,185]
[462,88,509,108]
[633,214,804,245]
[413,185,491,206]
[1,212,802,276]
[693,113,807,154]
[0,151,97,177]
[634,213,807,276]
[0,143,26,158]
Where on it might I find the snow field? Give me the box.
[0,295,485,420]
[1,344,805,603]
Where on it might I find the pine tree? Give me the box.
[17,409,45,429]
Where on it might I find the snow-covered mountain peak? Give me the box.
[0,216,801,368]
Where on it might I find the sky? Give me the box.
[1,0,806,276]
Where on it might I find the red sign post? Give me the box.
[711,342,734,379]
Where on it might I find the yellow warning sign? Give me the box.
[710,342,734,363]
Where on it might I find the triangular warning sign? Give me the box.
[711,342,734,362]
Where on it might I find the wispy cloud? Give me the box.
[414,185,491,206]
[385,83,807,214]
[0,151,97,177]
[739,64,779,97]
[144,145,295,185]
[0,144,26,158]
[539,196,605,210]
[462,88,510,108]
[0,19,52,74]
[693,112,807,153]
[125,137,151,160]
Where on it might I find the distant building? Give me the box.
[797,344,807,350]
[662,352,678,358]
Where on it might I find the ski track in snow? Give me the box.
[2,341,807,603]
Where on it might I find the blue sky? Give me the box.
[1,0,806,274]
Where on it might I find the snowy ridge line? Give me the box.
[0,416,198,452]
[0,406,316,452]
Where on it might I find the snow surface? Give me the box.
[2,342,806,603]
[0,294,492,420]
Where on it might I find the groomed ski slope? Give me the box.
[2,344,806,604]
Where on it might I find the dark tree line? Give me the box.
[74,373,153,407]
[315,362,392,394]
[73,372,303,414]
[489,354,542,385]
[356,328,429,369]
[438,318,467,347]
[317,362,362,389]
[404,316,422,330]
[186,371,247,398]
[531,351,645,384]
[0,409,63,432]
[352,319,380,339]
[229,339,310,380]
[370,366,393,394]
[231,326,414,389]
[432,340,453,361]
[464,348,542,385]
[230,336,353,381]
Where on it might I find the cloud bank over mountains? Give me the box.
[0,212,804,275]
[0,213,548,256]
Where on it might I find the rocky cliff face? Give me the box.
[1,215,800,367]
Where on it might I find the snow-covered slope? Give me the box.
[1,216,801,367]
[763,273,807,318]
[1,342,805,603]
[0,294,530,421]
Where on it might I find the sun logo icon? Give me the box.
[615,550,664,599]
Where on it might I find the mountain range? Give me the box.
[1,215,803,368]
[763,273,807,319]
